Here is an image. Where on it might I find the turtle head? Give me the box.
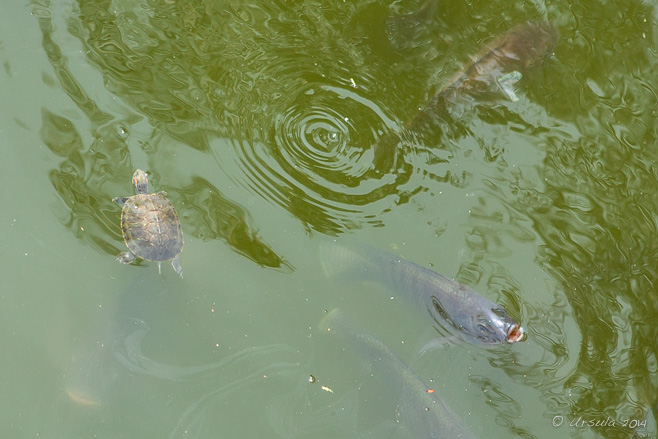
[132,169,149,194]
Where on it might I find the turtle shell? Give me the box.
[120,192,184,262]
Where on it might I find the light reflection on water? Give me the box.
[12,0,658,437]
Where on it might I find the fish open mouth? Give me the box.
[506,324,525,343]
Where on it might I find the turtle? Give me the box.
[113,169,184,278]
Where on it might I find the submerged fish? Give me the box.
[412,20,557,131]
[374,21,556,170]
[320,308,478,439]
[319,240,524,346]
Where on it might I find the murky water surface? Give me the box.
[1,0,658,437]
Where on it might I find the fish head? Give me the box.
[431,297,525,345]
[504,21,558,71]
[483,305,525,344]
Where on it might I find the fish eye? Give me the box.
[477,322,490,334]
[491,306,510,319]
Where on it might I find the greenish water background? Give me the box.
[1,0,657,438]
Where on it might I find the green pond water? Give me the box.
[1,0,657,438]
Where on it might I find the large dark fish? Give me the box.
[374,21,557,170]
[320,240,524,346]
[413,21,557,129]
[320,308,478,439]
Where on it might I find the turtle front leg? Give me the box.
[117,251,137,265]
[171,255,183,279]
[113,197,129,207]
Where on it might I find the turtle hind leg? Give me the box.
[172,255,183,279]
[117,251,137,265]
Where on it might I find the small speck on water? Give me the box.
[117,125,129,138]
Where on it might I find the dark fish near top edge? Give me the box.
[413,21,557,128]
[319,240,524,346]
[373,21,557,171]
[320,308,478,439]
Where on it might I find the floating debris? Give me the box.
[321,385,334,394]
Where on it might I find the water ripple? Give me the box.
[218,78,412,234]
[272,83,400,195]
